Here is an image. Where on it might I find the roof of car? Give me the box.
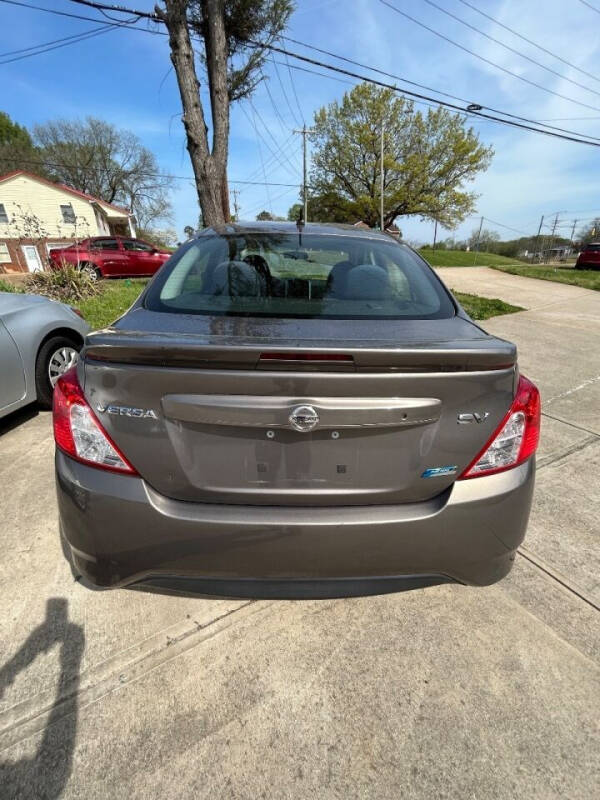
[197,220,399,242]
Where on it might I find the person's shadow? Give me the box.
[0,598,85,800]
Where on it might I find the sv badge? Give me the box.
[457,412,490,424]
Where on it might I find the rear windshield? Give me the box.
[144,232,455,320]
[584,243,600,252]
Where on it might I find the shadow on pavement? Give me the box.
[0,404,40,437]
[0,598,85,799]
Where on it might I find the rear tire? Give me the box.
[35,335,80,409]
[79,262,101,281]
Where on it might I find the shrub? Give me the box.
[24,266,102,302]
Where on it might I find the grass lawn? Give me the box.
[420,249,526,268]
[78,278,521,330]
[490,264,600,291]
[454,292,523,320]
[78,279,149,329]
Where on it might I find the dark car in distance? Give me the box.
[55,222,540,599]
[49,236,171,280]
[575,242,600,269]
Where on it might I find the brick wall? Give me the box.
[0,237,76,273]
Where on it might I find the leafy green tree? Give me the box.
[310,83,493,229]
[256,210,274,221]
[287,202,303,221]
[305,192,356,224]
[0,111,46,176]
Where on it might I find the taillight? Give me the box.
[259,352,354,362]
[53,367,138,474]
[458,374,540,479]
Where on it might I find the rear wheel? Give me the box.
[79,262,101,281]
[35,335,80,408]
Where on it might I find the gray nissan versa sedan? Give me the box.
[54,222,540,598]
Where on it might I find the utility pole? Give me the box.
[230,188,240,220]
[473,216,484,265]
[432,219,438,251]
[535,214,544,262]
[549,212,559,262]
[294,126,314,223]
[570,218,578,246]
[380,121,385,232]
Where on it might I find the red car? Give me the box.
[49,236,171,280]
[575,242,600,270]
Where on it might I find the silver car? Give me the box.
[0,291,90,419]
[55,223,540,598]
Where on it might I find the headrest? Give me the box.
[344,264,390,300]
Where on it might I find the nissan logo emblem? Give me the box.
[289,404,319,433]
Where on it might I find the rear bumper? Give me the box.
[56,451,535,596]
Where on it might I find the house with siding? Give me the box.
[0,170,135,273]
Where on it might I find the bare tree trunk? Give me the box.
[202,0,231,222]
[159,0,229,226]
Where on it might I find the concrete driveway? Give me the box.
[1,274,598,799]
[436,265,593,310]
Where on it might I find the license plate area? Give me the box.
[164,419,423,497]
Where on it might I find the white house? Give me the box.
[0,170,136,273]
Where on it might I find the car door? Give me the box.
[89,238,127,276]
[0,317,26,412]
[122,239,161,275]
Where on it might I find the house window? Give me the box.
[0,242,11,263]
[0,204,9,224]
[60,204,76,224]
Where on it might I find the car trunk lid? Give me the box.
[82,312,516,506]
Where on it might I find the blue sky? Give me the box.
[2,0,600,243]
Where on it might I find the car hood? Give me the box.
[0,291,85,322]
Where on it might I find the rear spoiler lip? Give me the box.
[83,340,517,372]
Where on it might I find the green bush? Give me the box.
[24,266,102,302]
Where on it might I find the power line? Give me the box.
[0,24,117,65]
[0,0,161,31]
[482,217,531,237]
[0,23,110,58]
[247,103,273,214]
[239,103,299,179]
[420,0,600,100]
[67,0,158,21]
[6,0,600,147]
[238,133,300,187]
[283,49,305,125]
[263,41,600,147]
[248,97,300,175]
[280,35,600,142]
[456,0,600,87]
[270,55,302,127]
[578,0,600,16]
[379,0,600,114]
[261,71,292,136]
[244,185,298,219]
[0,156,307,187]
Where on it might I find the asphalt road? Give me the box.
[0,271,598,799]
